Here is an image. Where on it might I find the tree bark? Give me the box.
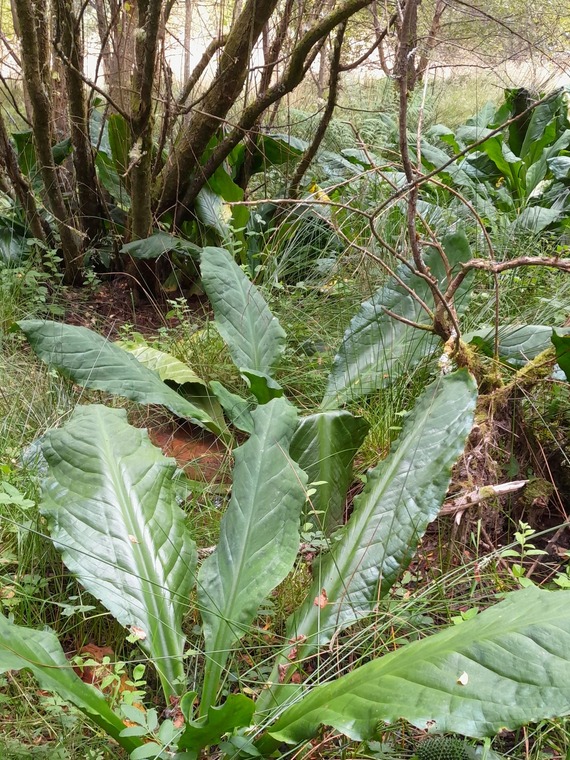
[12,0,81,282]
[416,0,446,83]
[289,22,346,199]
[55,0,108,241]
[168,0,375,215]
[0,110,48,245]
[93,0,137,114]
[155,0,280,216]
[130,0,164,241]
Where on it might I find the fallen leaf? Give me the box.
[313,588,328,608]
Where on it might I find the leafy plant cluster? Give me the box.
[2,239,570,759]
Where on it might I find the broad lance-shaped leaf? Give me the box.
[18,320,226,439]
[322,230,474,409]
[118,342,228,437]
[41,405,197,699]
[290,370,476,648]
[0,615,141,753]
[255,368,476,714]
[467,325,570,365]
[209,381,254,434]
[198,397,307,711]
[201,246,286,376]
[290,411,369,534]
[267,587,570,744]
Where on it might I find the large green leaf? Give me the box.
[120,342,230,437]
[18,320,225,437]
[290,411,369,534]
[262,370,476,707]
[41,405,197,699]
[209,381,254,434]
[552,331,570,380]
[206,165,249,235]
[511,206,561,233]
[120,232,200,260]
[197,397,307,710]
[200,246,286,375]
[95,150,130,209]
[268,587,570,744]
[195,186,232,238]
[108,113,130,178]
[520,94,564,164]
[0,615,140,752]
[119,342,206,386]
[322,231,474,409]
[467,325,570,365]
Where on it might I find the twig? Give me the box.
[440,480,528,516]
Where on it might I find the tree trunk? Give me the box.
[93,0,137,114]
[183,0,193,83]
[416,0,446,83]
[169,0,375,213]
[155,0,280,216]
[290,23,346,199]
[55,0,108,241]
[12,0,81,282]
[0,110,48,245]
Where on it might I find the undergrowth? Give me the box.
[1,84,570,759]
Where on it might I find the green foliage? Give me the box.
[17,319,227,438]
[200,246,286,376]
[42,405,197,699]
[198,397,307,710]
[268,587,570,745]
[417,737,470,760]
[423,87,570,233]
[290,410,369,533]
[9,242,570,758]
[0,615,141,753]
[467,325,570,366]
[552,331,570,380]
[322,230,473,409]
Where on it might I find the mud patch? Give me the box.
[149,423,229,482]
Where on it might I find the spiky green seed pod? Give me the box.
[416,737,469,760]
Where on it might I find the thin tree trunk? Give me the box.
[155,0,280,216]
[55,0,108,241]
[183,0,192,83]
[130,0,163,240]
[416,0,446,83]
[94,0,137,114]
[12,0,81,282]
[0,110,48,245]
[289,22,346,199]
